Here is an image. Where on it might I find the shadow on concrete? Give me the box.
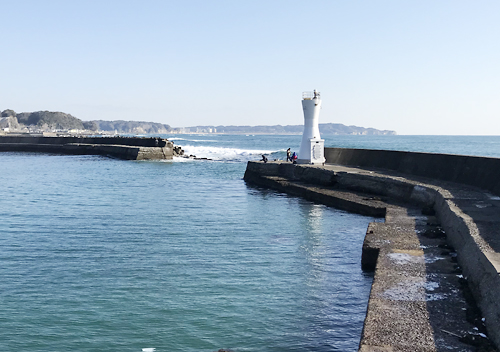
[413,207,497,351]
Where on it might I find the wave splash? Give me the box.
[180,144,280,162]
[169,137,217,143]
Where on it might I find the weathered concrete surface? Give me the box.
[0,135,170,147]
[361,207,495,351]
[243,173,386,217]
[325,147,500,197]
[244,160,499,351]
[0,136,175,160]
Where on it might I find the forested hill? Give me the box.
[15,111,84,130]
[90,120,171,134]
[1,110,171,134]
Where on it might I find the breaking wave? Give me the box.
[169,137,217,143]
[180,144,280,162]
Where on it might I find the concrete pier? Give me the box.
[0,135,177,160]
[244,148,500,351]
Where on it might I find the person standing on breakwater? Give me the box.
[286,148,291,162]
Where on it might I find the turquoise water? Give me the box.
[1,135,498,351]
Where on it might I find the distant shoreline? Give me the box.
[1,109,396,135]
[1,131,398,137]
[168,131,397,136]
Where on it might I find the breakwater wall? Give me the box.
[325,147,500,196]
[0,135,176,160]
[245,150,500,350]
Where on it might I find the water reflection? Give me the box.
[295,200,374,350]
[298,202,327,272]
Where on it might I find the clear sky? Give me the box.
[1,0,499,135]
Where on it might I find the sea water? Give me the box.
[172,134,500,161]
[1,135,498,352]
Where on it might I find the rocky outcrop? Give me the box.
[0,115,21,131]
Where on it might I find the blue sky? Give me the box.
[1,0,499,135]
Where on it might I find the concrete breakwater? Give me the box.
[325,147,500,197]
[0,135,181,160]
[244,148,500,351]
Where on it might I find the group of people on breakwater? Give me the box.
[286,147,297,163]
[261,147,297,164]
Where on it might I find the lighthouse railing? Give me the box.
[302,91,321,100]
[302,91,314,99]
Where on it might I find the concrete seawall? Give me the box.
[325,147,500,196]
[0,135,176,160]
[245,150,500,351]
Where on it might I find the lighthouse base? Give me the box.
[297,139,325,165]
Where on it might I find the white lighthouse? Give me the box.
[297,90,325,164]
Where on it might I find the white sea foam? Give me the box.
[180,144,277,161]
[155,156,193,163]
[169,137,217,143]
[171,156,195,162]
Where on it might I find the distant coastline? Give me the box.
[1,109,396,136]
[175,124,396,135]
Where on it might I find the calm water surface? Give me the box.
[0,148,374,352]
[2,134,498,351]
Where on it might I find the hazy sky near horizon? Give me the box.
[1,1,499,135]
